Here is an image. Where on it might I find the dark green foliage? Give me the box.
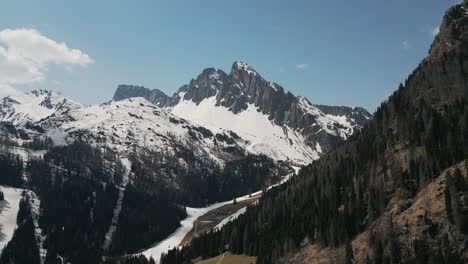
[130,147,285,207]
[0,152,23,187]
[0,190,4,200]
[25,142,123,264]
[414,240,429,264]
[103,255,155,264]
[345,240,353,264]
[21,137,53,150]
[444,168,468,234]
[44,141,124,184]
[0,197,40,264]
[109,184,187,254]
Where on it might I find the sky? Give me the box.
[0,0,461,112]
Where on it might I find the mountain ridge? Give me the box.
[113,61,372,154]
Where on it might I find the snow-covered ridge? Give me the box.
[0,90,82,126]
[37,97,242,162]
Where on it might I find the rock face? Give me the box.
[113,85,172,107]
[113,61,372,154]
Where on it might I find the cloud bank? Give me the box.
[0,28,94,98]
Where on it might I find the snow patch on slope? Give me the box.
[24,190,47,263]
[233,61,257,76]
[297,96,355,139]
[171,95,319,165]
[214,207,247,231]
[0,186,23,254]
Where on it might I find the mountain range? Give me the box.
[0,61,371,166]
[1,1,468,264]
[0,56,370,263]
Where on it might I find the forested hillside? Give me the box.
[161,2,468,263]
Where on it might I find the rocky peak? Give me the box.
[428,0,468,62]
[231,61,258,77]
[113,84,172,107]
[176,68,227,105]
[29,89,53,97]
[400,0,468,112]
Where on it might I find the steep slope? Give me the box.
[113,62,371,164]
[282,162,468,263]
[162,2,468,263]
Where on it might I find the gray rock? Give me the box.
[113,84,172,107]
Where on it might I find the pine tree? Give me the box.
[345,240,354,264]
[445,172,454,223]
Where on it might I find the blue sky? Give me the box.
[0,0,460,112]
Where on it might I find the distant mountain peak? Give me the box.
[0,89,81,126]
[113,84,171,107]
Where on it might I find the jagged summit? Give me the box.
[231,61,258,76]
[428,0,468,62]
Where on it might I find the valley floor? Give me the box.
[141,170,297,263]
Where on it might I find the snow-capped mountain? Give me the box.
[114,61,372,164]
[0,62,371,167]
[0,90,82,126]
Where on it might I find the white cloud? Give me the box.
[402,40,412,50]
[0,28,93,91]
[431,26,440,37]
[295,64,308,70]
